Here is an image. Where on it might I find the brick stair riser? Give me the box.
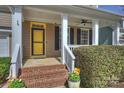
[25,77,67,88]
[21,65,66,73]
[19,64,68,88]
[20,70,68,80]
[23,72,68,83]
[27,80,66,88]
[20,69,66,78]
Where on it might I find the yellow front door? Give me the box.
[32,29,44,55]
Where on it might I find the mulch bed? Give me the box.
[0,80,8,88]
[109,82,124,88]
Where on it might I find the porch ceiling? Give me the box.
[23,6,116,28]
[23,7,93,27]
[24,5,123,22]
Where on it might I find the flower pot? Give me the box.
[68,80,80,88]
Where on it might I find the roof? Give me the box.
[76,5,124,17]
[24,5,123,21]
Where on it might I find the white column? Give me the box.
[113,23,120,45]
[92,19,99,45]
[61,14,68,64]
[12,6,22,67]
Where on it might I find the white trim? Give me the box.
[112,29,115,45]
[12,6,22,67]
[24,17,60,25]
[92,19,99,45]
[64,44,75,72]
[117,23,120,45]
[80,28,89,45]
[24,6,60,16]
[61,14,68,64]
[0,29,12,32]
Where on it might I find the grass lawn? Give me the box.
[0,57,11,87]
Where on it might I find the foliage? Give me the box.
[8,79,25,88]
[69,68,80,82]
[74,45,124,88]
[0,57,11,84]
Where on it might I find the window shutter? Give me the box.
[70,27,74,44]
[89,29,92,45]
[77,28,81,44]
[55,26,60,50]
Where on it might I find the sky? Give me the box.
[98,5,124,15]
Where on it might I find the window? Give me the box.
[80,29,89,45]
[119,28,124,44]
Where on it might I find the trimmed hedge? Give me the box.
[74,46,124,88]
[0,57,11,84]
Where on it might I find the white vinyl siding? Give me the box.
[0,35,9,57]
[0,13,11,27]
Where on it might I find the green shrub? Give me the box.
[69,72,80,82]
[73,45,124,88]
[8,79,25,88]
[0,57,11,84]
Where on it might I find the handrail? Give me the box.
[64,45,75,59]
[68,45,89,51]
[64,45,75,72]
[9,44,20,78]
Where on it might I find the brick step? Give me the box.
[24,75,67,88]
[19,64,68,88]
[20,68,67,79]
[21,64,66,74]
[20,69,68,80]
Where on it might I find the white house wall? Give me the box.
[0,12,11,27]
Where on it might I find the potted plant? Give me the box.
[68,68,80,88]
[8,79,25,88]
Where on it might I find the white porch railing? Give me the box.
[68,45,89,51]
[64,45,75,72]
[9,44,21,78]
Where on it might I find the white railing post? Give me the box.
[71,60,75,72]
[64,45,75,72]
[61,14,68,64]
[92,19,99,45]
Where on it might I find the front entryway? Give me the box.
[31,22,46,56]
[32,28,44,55]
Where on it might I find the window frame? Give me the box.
[80,28,90,45]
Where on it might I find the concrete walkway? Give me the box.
[23,57,61,68]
